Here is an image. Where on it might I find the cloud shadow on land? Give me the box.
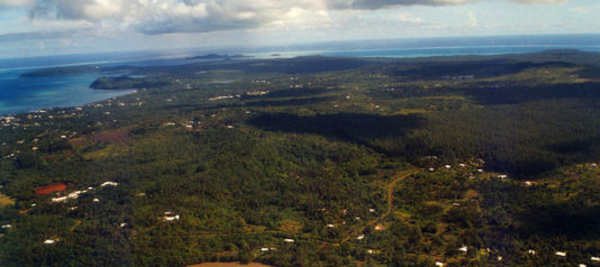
[247,112,425,155]
[517,202,600,241]
[464,82,600,106]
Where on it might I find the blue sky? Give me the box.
[0,0,598,58]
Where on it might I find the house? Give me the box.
[356,234,365,240]
[93,198,100,202]
[163,212,180,221]
[51,196,68,203]
[1,224,12,229]
[497,175,508,179]
[44,239,56,245]
[591,257,600,262]
[100,181,118,187]
[445,165,452,169]
[326,224,335,228]
[435,261,445,267]
[283,239,295,243]
[528,250,536,255]
[459,245,468,253]
[555,251,567,257]
[67,191,82,199]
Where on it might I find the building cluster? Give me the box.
[50,181,118,203]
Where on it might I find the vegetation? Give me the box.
[1,50,600,266]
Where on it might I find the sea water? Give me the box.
[0,68,135,115]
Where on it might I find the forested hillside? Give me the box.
[1,50,600,266]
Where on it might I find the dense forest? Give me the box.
[1,50,600,266]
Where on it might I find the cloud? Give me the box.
[509,0,567,4]
[0,0,34,8]
[329,0,479,10]
[0,0,571,36]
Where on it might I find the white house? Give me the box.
[528,249,536,255]
[67,191,82,199]
[51,196,68,203]
[555,251,567,257]
[459,245,468,253]
[100,181,118,187]
[44,239,56,245]
[163,212,180,221]
[591,257,600,262]
[435,261,445,267]
[283,239,295,243]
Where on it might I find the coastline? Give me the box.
[2,34,600,116]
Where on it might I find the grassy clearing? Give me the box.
[0,186,15,207]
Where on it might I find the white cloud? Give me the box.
[0,0,574,36]
[509,0,567,4]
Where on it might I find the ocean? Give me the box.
[1,34,599,116]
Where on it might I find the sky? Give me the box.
[0,0,598,58]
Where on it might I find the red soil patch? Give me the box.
[92,129,129,144]
[35,183,67,195]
